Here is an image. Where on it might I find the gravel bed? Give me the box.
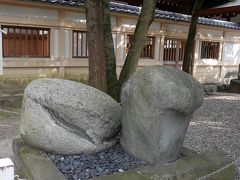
[184,92,240,179]
[48,143,148,180]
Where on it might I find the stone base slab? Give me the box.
[95,150,235,180]
[13,137,235,180]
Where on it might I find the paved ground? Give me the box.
[0,92,239,179]
[0,110,20,159]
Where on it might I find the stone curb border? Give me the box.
[12,138,66,180]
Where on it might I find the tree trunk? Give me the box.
[85,0,107,92]
[118,0,156,90]
[182,0,204,74]
[102,0,118,100]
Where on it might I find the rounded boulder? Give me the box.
[21,78,122,154]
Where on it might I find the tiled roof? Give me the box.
[35,0,240,30]
[38,0,84,6]
[213,0,240,9]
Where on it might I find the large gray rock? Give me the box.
[21,78,121,154]
[120,66,204,164]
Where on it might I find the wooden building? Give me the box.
[200,0,240,22]
[0,0,239,84]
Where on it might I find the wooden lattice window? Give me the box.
[201,41,220,59]
[2,26,50,57]
[163,38,186,62]
[126,35,155,59]
[73,31,88,58]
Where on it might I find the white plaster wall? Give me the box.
[222,43,240,64]
[194,66,220,83]
[162,24,189,33]
[120,18,137,32]
[121,18,137,27]
[150,22,161,31]
[112,33,117,53]
[64,29,70,58]
[120,18,161,33]
[194,39,200,61]
[53,29,59,59]
[224,32,240,42]
[118,34,125,60]
[64,12,86,23]
[198,28,223,37]
[64,12,116,27]
[196,58,220,66]
[154,37,160,60]
[111,17,117,27]
[0,5,58,20]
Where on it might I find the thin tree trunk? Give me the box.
[102,0,118,100]
[85,0,107,92]
[182,0,204,73]
[118,0,156,90]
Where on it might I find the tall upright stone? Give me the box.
[120,66,204,164]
